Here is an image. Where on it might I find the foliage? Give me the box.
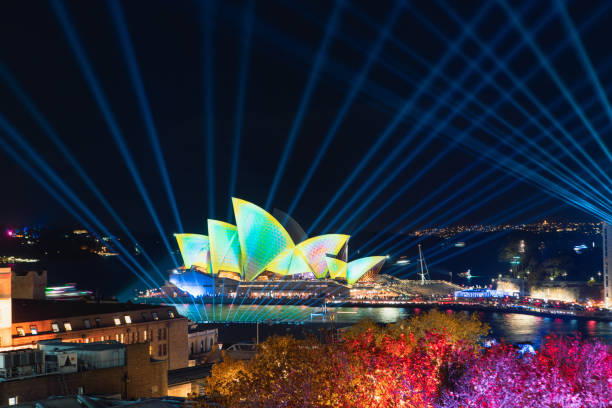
[204,354,249,402]
[203,314,611,408]
[439,336,612,408]
[388,309,490,346]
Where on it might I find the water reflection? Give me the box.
[175,304,612,344]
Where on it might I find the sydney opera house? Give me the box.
[169,198,386,298]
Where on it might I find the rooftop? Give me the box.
[38,339,125,351]
[168,364,212,385]
[11,299,176,323]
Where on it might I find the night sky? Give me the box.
[2,0,611,241]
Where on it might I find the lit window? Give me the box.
[30,326,38,335]
[16,327,25,336]
[120,334,124,343]
[152,312,159,321]
[8,396,18,405]
[83,319,91,329]
[168,310,175,318]
[114,317,121,326]
[143,330,147,341]
[51,323,60,333]
[64,322,72,331]
[124,315,132,324]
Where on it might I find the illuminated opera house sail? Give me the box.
[170,198,386,296]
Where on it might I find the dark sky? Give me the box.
[1,0,611,241]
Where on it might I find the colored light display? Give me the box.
[174,233,210,271]
[173,198,386,293]
[265,246,314,276]
[233,197,295,281]
[169,269,214,297]
[208,219,242,277]
[297,234,349,278]
[326,255,386,284]
[326,256,347,279]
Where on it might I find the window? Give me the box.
[158,344,162,356]
[8,396,18,406]
[51,323,60,333]
[64,322,72,331]
[83,319,91,329]
[152,312,159,321]
[120,334,124,343]
[124,315,132,324]
[157,328,161,341]
[141,312,148,321]
[190,342,194,355]
[143,330,147,341]
[162,344,167,356]
[30,326,38,335]
[162,328,167,340]
[115,334,119,342]
[168,310,175,318]
[16,327,25,336]
[200,340,204,353]
[95,318,101,328]
[114,317,121,326]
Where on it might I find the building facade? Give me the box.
[10,299,188,370]
[0,342,167,404]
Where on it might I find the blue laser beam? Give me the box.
[201,0,216,220]
[307,2,495,235]
[557,2,612,166]
[50,0,179,268]
[332,0,612,238]
[265,0,344,210]
[498,0,612,178]
[227,0,255,223]
[0,118,188,310]
[284,0,405,219]
[361,69,612,254]
[108,0,184,234]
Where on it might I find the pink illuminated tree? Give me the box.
[439,336,612,408]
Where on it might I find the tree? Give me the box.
[439,336,612,408]
[388,309,490,347]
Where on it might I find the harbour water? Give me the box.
[174,303,612,346]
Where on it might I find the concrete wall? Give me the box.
[11,271,46,300]
[0,343,167,404]
[167,383,192,398]
[167,319,188,370]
